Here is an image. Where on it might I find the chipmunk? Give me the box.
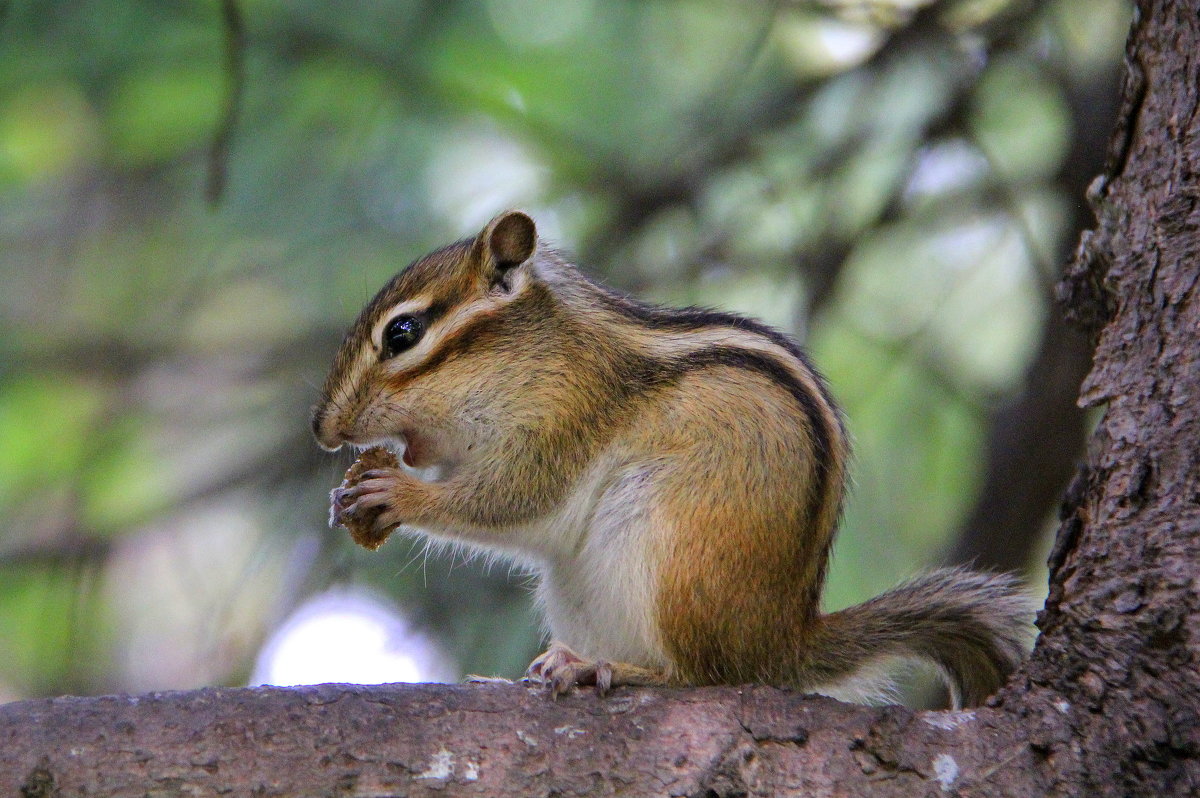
[312,210,1035,707]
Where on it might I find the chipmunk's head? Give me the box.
[311,210,544,466]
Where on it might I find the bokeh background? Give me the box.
[0,0,1129,702]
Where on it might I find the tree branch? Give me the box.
[206,0,246,206]
[943,58,1124,575]
[0,682,1047,797]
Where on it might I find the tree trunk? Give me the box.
[4,2,1199,795]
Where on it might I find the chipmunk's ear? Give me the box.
[478,210,536,286]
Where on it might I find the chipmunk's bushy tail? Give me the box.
[807,568,1037,708]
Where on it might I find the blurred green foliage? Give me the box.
[0,0,1128,700]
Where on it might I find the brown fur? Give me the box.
[313,210,1035,706]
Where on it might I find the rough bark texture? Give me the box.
[0,683,1039,797]
[1028,1,1200,791]
[3,2,1200,795]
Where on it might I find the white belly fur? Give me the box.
[526,457,668,668]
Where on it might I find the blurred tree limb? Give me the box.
[943,55,1122,573]
[206,0,246,205]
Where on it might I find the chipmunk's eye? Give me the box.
[382,314,424,358]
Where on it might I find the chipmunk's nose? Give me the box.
[311,404,346,451]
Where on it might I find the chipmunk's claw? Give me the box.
[526,642,613,697]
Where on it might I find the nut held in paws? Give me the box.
[329,446,401,551]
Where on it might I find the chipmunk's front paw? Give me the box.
[336,468,411,527]
[525,642,613,698]
[330,462,427,551]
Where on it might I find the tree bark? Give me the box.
[4,2,1200,795]
[0,682,1069,797]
